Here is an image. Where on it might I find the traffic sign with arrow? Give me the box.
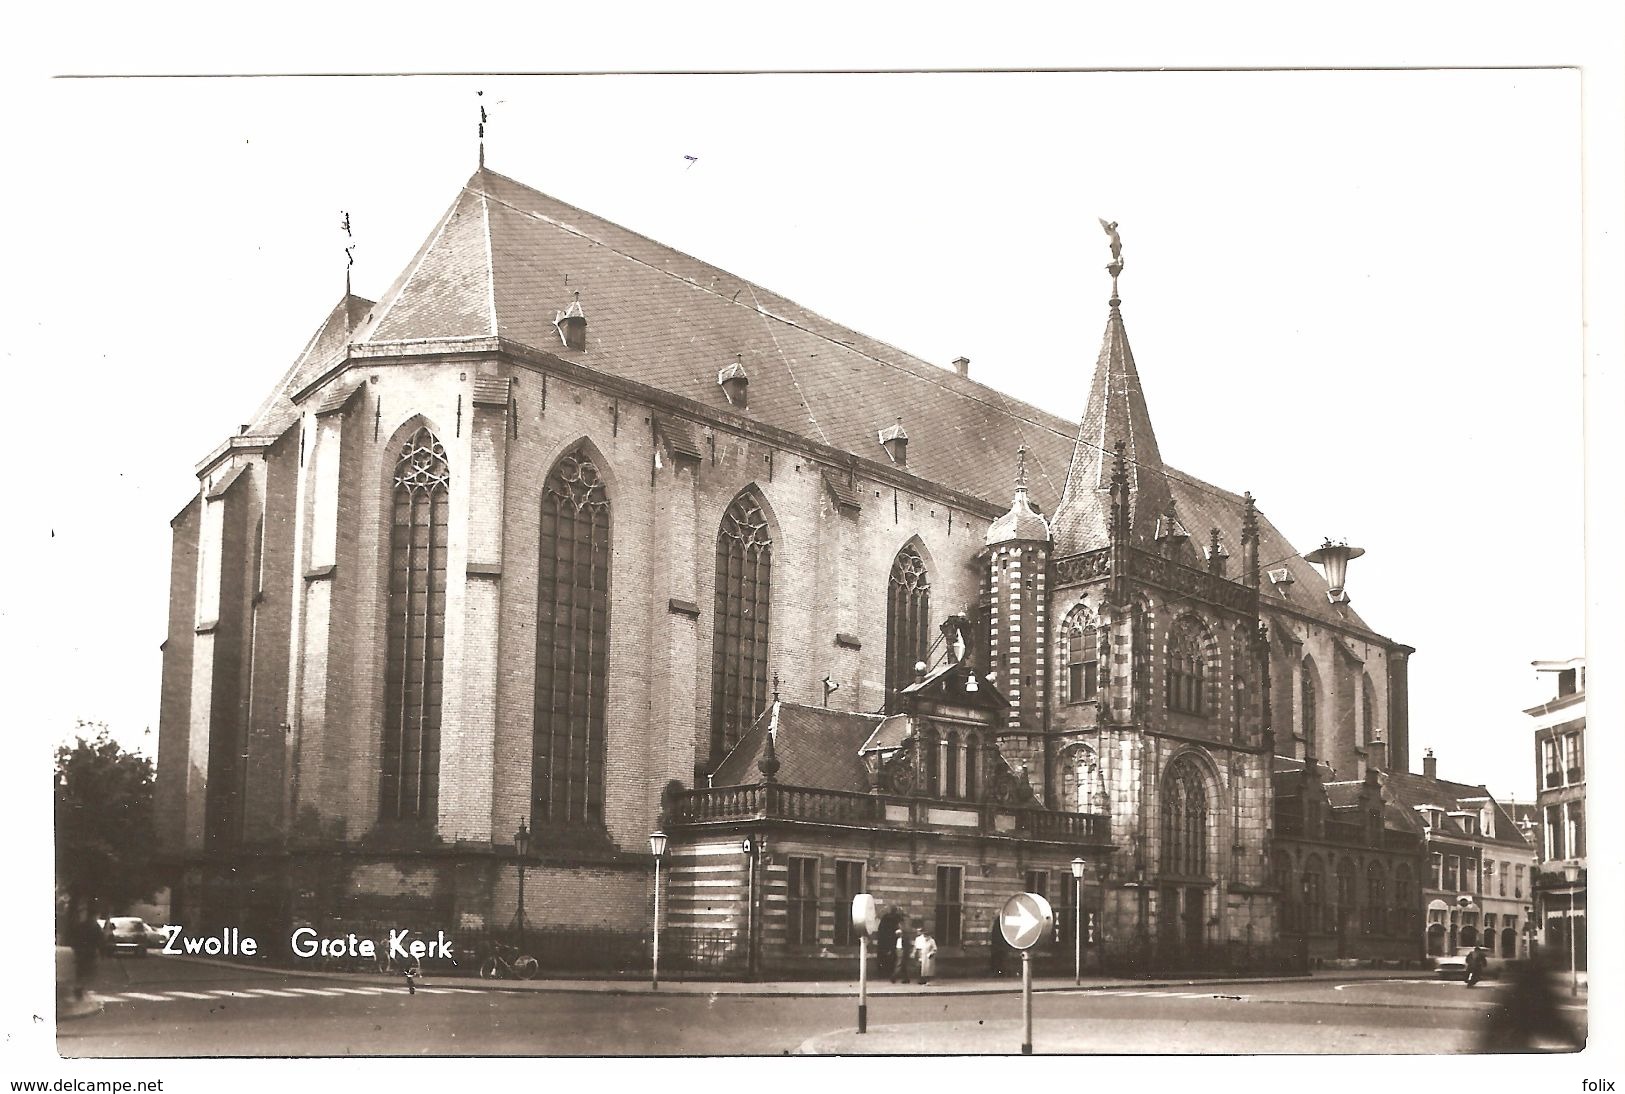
[1000,892,1054,951]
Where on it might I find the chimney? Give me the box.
[1422,748,1437,780]
[1368,737,1388,774]
[952,356,970,378]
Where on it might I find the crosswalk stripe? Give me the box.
[285,987,347,996]
[240,989,303,997]
[325,987,389,995]
[116,992,173,1002]
[413,988,455,994]
[206,990,250,998]
[166,991,218,999]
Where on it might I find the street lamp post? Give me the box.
[742,837,759,981]
[649,831,668,990]
[513,820,530,950]
[1563,862,1580,997]
[1071,857,1086,986]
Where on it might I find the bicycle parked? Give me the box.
[479,940,539,980]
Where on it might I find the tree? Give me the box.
[55,722,157,919]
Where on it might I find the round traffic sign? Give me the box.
[1000,892,1054,950]
[851,894,879,937]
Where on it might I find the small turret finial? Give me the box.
[1015,443,1029,492]
[772,671,781,704]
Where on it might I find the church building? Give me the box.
[153,163,1416,976]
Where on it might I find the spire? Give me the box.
[341,210,355,303]
[985,444,1051,546]
[1050,222,1176,556]
[1240,491,1261,587]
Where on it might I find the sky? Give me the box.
[13,68,1586,805]
[5,4,1622,1088]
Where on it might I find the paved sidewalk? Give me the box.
[163,953,1421,997]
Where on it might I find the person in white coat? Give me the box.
[912,926,938,985]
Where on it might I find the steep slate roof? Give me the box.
[247,293,376,437]
[1050,297,1176,555]
[1383,771,1532,850]
[275,166,1377,635]
[711,701,881,794]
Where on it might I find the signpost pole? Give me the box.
[858,938,868,1034]
[1021,950,1033,1055]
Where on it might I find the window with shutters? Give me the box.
[709,491,772,762]
[786,857,819,946]
[935,865,963,945]
[381,425,449,823]
[533,446,611,827]
[833,860,866,946]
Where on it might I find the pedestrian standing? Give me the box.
[913,926,938,985]
[892,929,908,983]
[1465,946,1487,988]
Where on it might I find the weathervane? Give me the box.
[1098,218,1124,302]
[478,89,487,168]
[341,210,355,296]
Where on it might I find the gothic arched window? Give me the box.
[1166,618,1206,715]
[1302,855,1327,933]
[710,491,773,762]
[1392,863,1415,937]
[533,446,611,827]
[1336,858,1358,935]
[963,732,979,800]
[1362,674,1377,747]
[381,425,449,823]
[1365,861,1387,935]
[1160,756,1209,878]
[1272,850,1296,931]
[1301,658,1319,755]
[919,725,941,797]
[1060,745,1104,814]
[885,545,931,703]
[1064,605,1099,704]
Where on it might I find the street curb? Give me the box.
[150,953,1390,999]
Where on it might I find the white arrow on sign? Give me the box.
[1003,904,1039,936]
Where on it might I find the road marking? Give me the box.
[325,987,390,995]
[205,990,252,998]
[240,988,304,997]
[285,987,347,996]
[1334,979,1434,990]
[113,992,172,1002]
[164,991,218,1000]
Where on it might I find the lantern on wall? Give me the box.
[1304,539,1365,604]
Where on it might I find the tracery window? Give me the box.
[1336,858,1358,935]
[1365,861,1386,935]
[1063,605,1099,704]
[1302,855,1327,933]
[1059,745,1104,814]
[1300,659,1319,755]
[1272,850,1297,931]
[1160,756,1208,879]
[381,426,449,822]
[1392,863,1415,936]
[1166,618,1206,715]
[533,447,611,826]
[709,491,772,761]
[1362,675,1377,747]
[885,545,931,703]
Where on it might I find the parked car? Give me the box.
[1434,946,1505,980]
[101,916,158,957]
